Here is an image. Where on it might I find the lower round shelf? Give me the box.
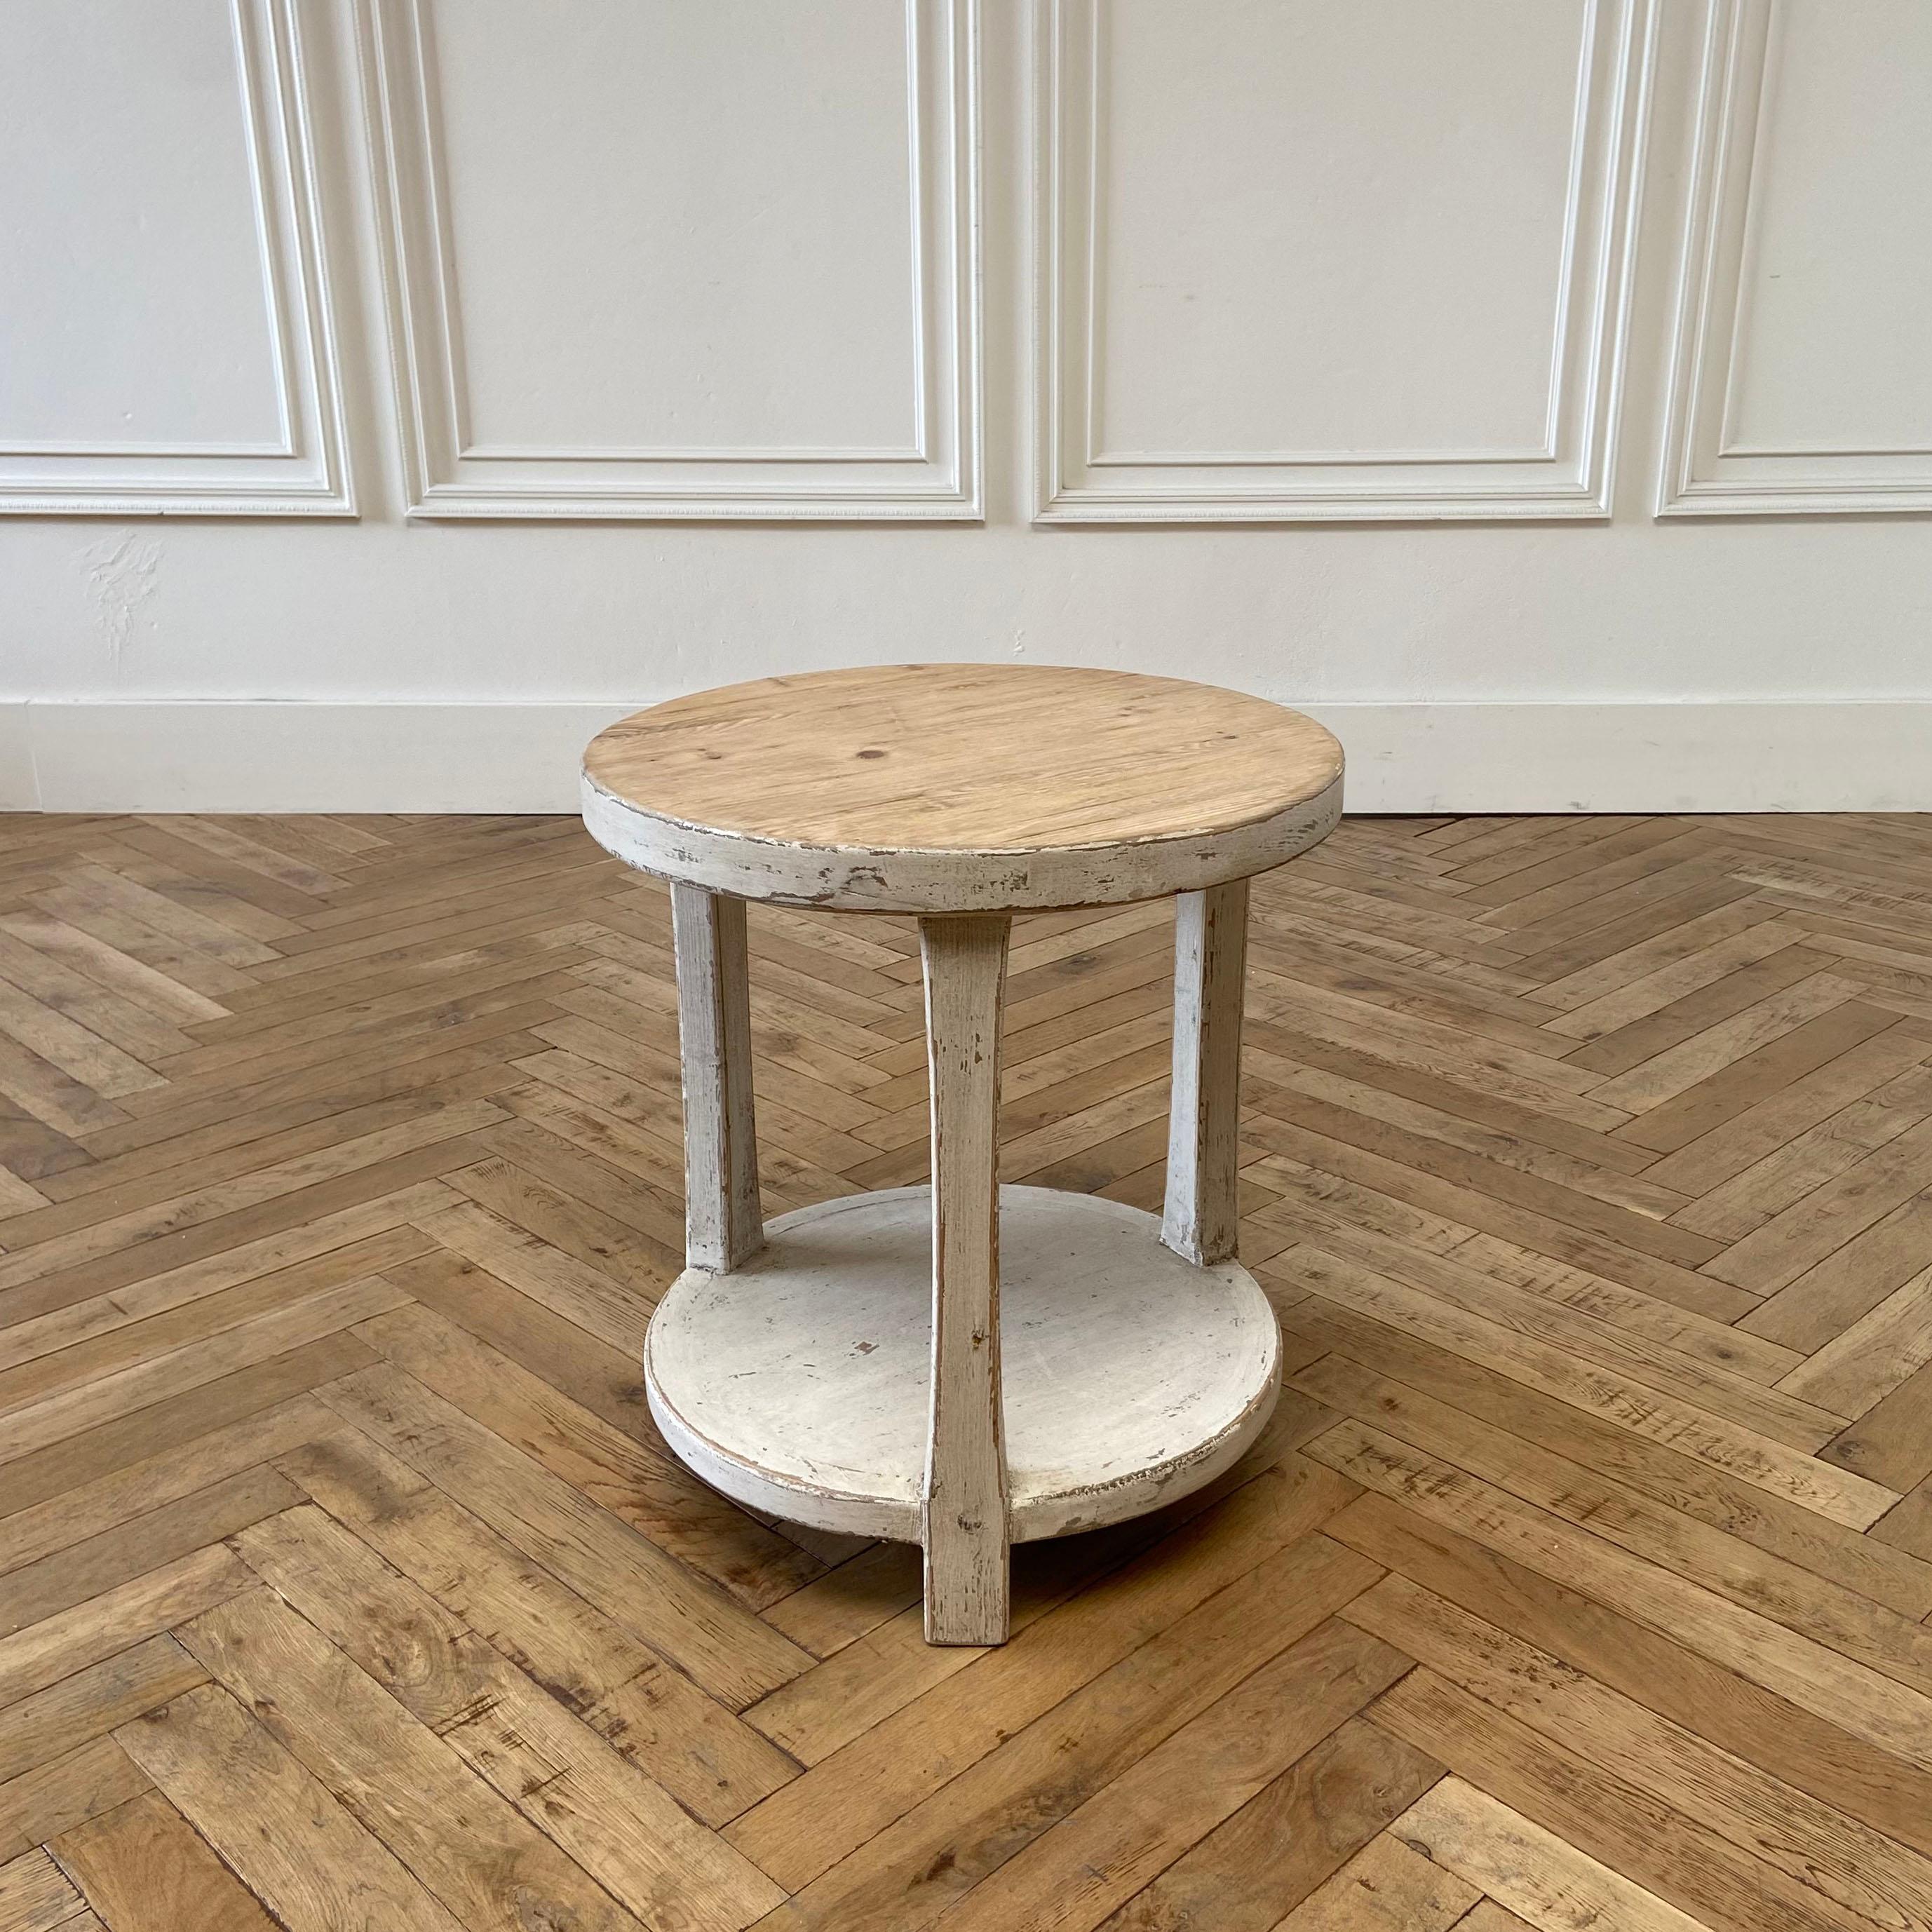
[644,1184,1281,1543]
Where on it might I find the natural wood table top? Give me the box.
[581,662,1344,912]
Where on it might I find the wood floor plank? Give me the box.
[0,1393,335,1576]
[348,1297,823,1609]
[1778,1262,1932,1415]
[0,1100,86,1192]
[1701,1114,1932,1292]
[726,1520,1136,1769]
[0,1173,48,1221]
[0,1274,408,1468]
[1499,865,1757,980]
[0,914,228,1027]
[0,1103,504,1301]
[1533,916,1801,1032]
[1332,1492,1932,1862]
[758,1541,924,1659]
[1243,1109,1746,1321]
[763,1539,1388,1932]
[1823,1359,1932,1494]
[273,1425,799,1825]
[0,1220,431,1385]
[1349,1574,1932,1932]
[444,1154,670,1301]
[0,1464,297,1638]
[0,980,166,1103]
[50,1788,278,1932]
[1311,1426,1932,1775]
[1445,1231,1798,1382]
[0,1543,251,1710]
[1247,1074,1724,1266]
[0,1847,88,1932]
[29,890,254,1003]
[1738,1194,1932,1352]
[229,1506,784,1931]
[1280,1296,1932,1616]
[1668,1069,1932,1245]
[1267,1063,1696,1222]
[1274,1228,1828,1445]
[1872,1478,1932,1564]
[1393,1778,1717,1932]
[318,1360,813,1710]
[0,1331,375,1520]
[177,1586,657,1932]
[414,1196,654,1352]
[0,1038,126,1142]
[1374,1671,1853,1932]
[1611,1003,1903,1155]
[1079,1715,1441,1932]
[725,1458,1361,1889]
[114,1682,466,1932]
[0,1635,203,1787]
[1278,1249,1886,1525]
[1579,966,1860,1107]
[1268,1831,1480,1932]
[0,1739,149,1869]
[898,1667,1433,1932]
[0,1137,487,1337]
[1639,1025,1932,1199]
[1292,1354,1932,1684]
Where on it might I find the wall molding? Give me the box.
[0,0,352,518]
[1034,0,1655,523]
[1657,0,1932,516]
[360,0,980,520]
[10,699,1931,813]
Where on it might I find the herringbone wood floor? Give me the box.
[4,809,1932,1931]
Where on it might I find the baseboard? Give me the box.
[1325,703,1932,813]
[6,701,637,813]
[4,699,1928,813]
[0,705,34,811]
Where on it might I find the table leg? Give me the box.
[918,912,1011,1644]
[670,882,763,1274]
[1163,879,1249,1266]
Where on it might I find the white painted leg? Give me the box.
[670,882,763,1273]
[918,912,1011,1645]
[1162,879,1249,1266]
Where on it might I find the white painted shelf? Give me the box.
[645,1184,1281,1543]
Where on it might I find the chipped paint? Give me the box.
[83,534,162,665]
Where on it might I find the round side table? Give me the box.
[581,663,1343,1645]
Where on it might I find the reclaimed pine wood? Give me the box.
[917,913,1011,1644]
[642,1182,1278,1564]
[6,806,1932,1928]
[670,883,764,1274]
[581,663,1344,912]
[591,670,1332,1648]
[1163,878,1249,1266]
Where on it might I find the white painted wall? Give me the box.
[3,0,1930,813]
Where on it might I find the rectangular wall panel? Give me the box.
[1658,0,1932,515]
[363,0,979,519]
[0,0,351,515]
[1036,0,1654,522]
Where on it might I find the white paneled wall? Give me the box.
[364,0,978,516]
[0,0,351,514]
[1038,0,1648,519]
[2,0,1929,811]
[1658,0,1932,513]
